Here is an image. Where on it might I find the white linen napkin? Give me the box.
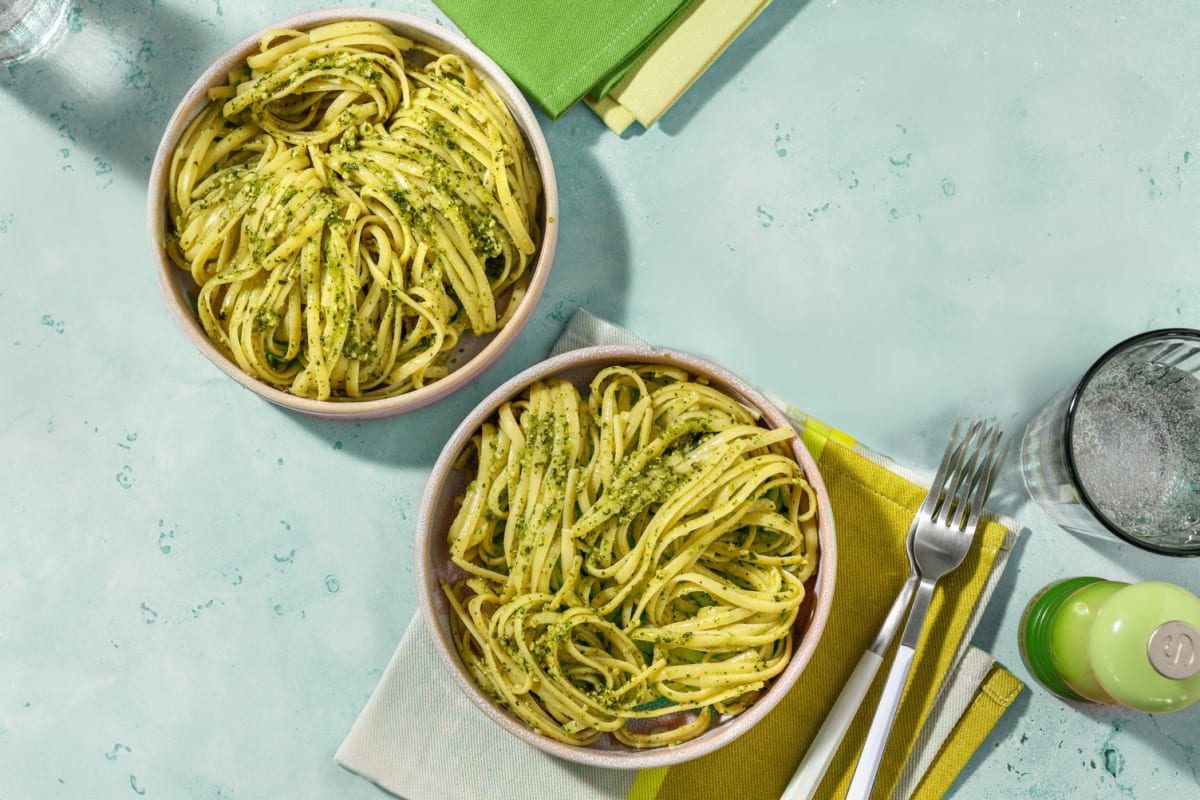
[335,619,636,800]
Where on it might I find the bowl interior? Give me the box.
[416,345,836,768]
[147,9,558,420]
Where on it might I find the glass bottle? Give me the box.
[1019,578,1200,712]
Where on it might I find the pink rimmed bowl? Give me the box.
[147,8,558,419]
[415,344,837,768]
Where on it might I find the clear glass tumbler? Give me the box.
[0,0,68,66]
[1021,328,1200,556]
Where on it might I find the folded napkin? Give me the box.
[585,0,772,134]
[336,310,1024,800]
[433,0,694,119]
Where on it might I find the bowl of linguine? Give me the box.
[415,345,837,768]
[147,9,557,419]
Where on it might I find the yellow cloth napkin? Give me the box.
[335,311,1024,800]
[586,0,772,133]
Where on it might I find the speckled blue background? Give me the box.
[2,1,1199,798]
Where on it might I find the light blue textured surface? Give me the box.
[2,1,1198,798]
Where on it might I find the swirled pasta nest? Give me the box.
[443,365,820,748]
[165,21,541,400]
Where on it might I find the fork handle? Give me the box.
[779,649,884,800]
[780,575,918,800]
[845,579,936,800]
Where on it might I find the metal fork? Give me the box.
[780,419,979,800]
[844,418,1008,800]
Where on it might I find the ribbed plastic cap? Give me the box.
[1019,577,1106,703]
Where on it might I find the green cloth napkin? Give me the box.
[434,0,694,118]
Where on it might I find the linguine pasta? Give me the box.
[165,21,541,400]
[443,365,820,747]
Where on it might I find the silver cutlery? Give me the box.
[844,418,1008,800]
[780,418,992,799]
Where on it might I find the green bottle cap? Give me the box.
[1090,582,1200,713]
[1019,576,1108,703]
[1048,580,1125,703]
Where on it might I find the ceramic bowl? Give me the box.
[146,9,558,420]
[415,345,837,768]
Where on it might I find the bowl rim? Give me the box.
[146,8,559,420]
[414,344,837,769]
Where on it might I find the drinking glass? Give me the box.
[0,0,68,66]
[1021,329,1200,556]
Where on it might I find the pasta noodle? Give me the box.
[165,21,542,400]
[443,365,820,747]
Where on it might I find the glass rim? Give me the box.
[1063,327,1200,557]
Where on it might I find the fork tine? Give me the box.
[950,422,1006,531]
[964,428,1010,532]
[946,422,992,529]
[931,419,984,523]
[916,417,965,519]
[942,421,986,524]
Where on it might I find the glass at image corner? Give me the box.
[0,0,69,66]
[1019,328,1200,557]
